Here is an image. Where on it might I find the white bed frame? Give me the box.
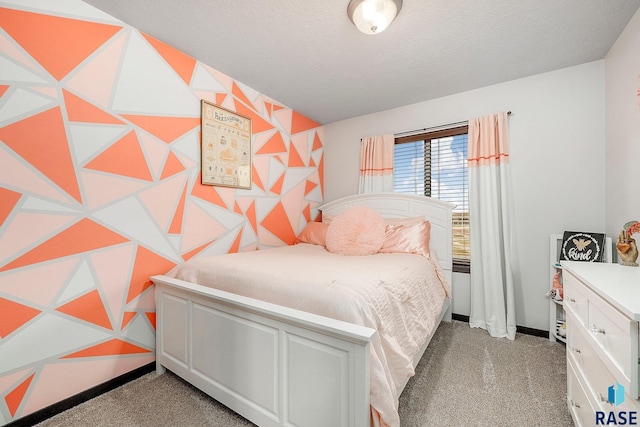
[152,193,454,427]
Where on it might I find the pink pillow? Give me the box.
[325,206,385,256]
[384,216,424,227]
[295,222,328,246]
[327,215,422,227]
[379,221,431,257]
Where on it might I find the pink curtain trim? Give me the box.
[468,112,509,167]
[359,134,395,193]
[360,135,394,172]
[359,168,393,176]
[468,153,510,167]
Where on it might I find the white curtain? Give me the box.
[468,112,516,340]
[358,134,394,193]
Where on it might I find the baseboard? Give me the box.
[451,314,548,338]
[515,325,548,338]
[5,362,155,427]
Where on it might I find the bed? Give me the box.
[151,193,455,427]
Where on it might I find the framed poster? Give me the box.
[201,100,252,189]
[559,231,606,262]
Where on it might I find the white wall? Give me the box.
[323,61,606,331]
[605,9,640,239]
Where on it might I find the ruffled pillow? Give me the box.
[295,222,328,246]
[325,206,385,256]
[379,220,431,257]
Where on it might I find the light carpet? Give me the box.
[34,320,573,426]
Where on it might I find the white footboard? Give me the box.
[152,275,376,427]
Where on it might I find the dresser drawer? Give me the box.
[567,356,598,427]
[567,311,594,377]
[568,311,638,409]
[568,352,640,427]
[564,269,640,398]
[564,271,589,328]
[589,291,639,394]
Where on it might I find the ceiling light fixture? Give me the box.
[347,0,403,35]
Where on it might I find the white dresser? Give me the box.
[562,261,640,426]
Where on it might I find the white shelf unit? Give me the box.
[548,234,612,343]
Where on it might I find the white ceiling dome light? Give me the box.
[347,0,403,35]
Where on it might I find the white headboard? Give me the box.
[319,192,455,281]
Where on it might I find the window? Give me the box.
[393,126,470,273]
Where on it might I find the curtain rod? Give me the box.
[393,111,512,138]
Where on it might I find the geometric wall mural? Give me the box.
[0,1,323,424]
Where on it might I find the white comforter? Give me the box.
[170,243,448,427]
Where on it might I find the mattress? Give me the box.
[170,243,448,427]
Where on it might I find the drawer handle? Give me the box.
[590,324,606,335]
[598,393,613,405]
[568,298,576,303]
[570,347,581,354]
[570,400,581,409]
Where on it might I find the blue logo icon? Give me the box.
[608,382,625,406]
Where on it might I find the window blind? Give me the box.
[393,128,470,268]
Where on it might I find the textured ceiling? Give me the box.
[82,0,639,125]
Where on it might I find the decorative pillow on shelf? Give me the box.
[325,206,386,256]
[379,220,431,258]
[295,222,329,246]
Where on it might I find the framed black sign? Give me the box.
[559,231,606,262]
